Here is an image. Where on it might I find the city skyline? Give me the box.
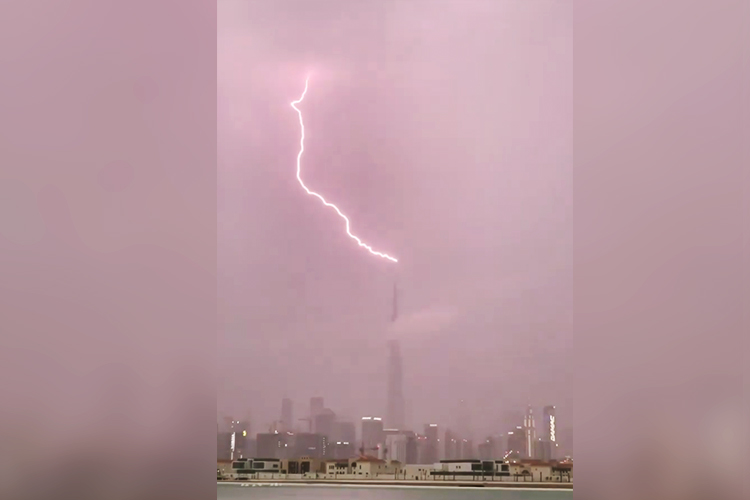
[218,288,571,458]
[218,0,573,435]
[218,399,570,463]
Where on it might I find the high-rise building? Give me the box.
[218,417,252,460]
[218,418,250,460]
[422,424,439,464]
[459,439,475,459]
[332,421,356,444]
[535,405,558,460]
[281,398,293,432]
[256,432,286,459]
[523,405,536,458]
[542,405,556,441]
[292,432,327,459]
[217,431,232,461]
[478,439,493,460]
[314,408,336,438]
[405,433,418,464]
[360,416,384,454]
[330,420,356,460]
[492,434,509,458]
[329,441,355,459]
[506,428,525,459]
[385,431,413,463]
[534,439,554,461]
[415,433,437,464]
[444,428,459,460]
[310,397,324,419]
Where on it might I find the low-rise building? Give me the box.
[229,457,282,478]
[249,458,281,472]
[324,459,351,476]
[230,458,253,478]
[398,463,433,480]
[217,459,232,479]
[552,462,573,481]
[430,459,498,478]
[349,456,399,477]
[509,460,554,481]
[281,456,325,475]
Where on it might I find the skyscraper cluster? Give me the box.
[218,285,565,463]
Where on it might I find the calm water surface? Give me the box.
[217,484,573,500]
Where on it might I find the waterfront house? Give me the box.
[350,456,399,477]
[324,459,351,476]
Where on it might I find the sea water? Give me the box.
[217,484,573,500]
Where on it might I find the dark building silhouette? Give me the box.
[506,427,525,459]
[478,439,492,460]
[459,439,475,459]
[217,431,232,461]
[421,424,439,464]
[444,428,459,460]
[314,408,335,438]
[534,439,554,461]
[332,421,356,444]
[405,433,418,464]
[329,421,356,459]
[477,435,502,460]
[256,432,286,459]
[360,416,384,454]
[292,432,327,459]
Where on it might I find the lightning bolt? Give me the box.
[291,76,398,263]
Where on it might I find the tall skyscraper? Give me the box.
[538,405,558,460]
[422,423,439,464]
[405,433,418,464]
[281,398,293,432]
[444,428,459,460]
[523,405,537,458]
[219,418,251,460]
[331,421,357,459]
[385,431,415,463]
[360,416,384,454]
[386,282,405,430]
[507,428,525,459]
[332,421,356,444]
[542,405,557,443]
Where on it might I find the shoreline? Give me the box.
[218,479,573,491]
